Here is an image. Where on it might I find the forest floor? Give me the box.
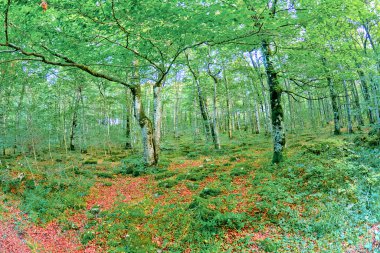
[0,129,380,252]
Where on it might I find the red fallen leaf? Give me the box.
[0,221,31,253]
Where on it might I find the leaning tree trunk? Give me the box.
[262,40,285,164]
[131,86,157,166]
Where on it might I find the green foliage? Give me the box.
[21,177,93,223]
[83,159,98,165]
[157,179,178,189]
[186,151,201,159]
[81,231,96,245]
[118,156,147,177]
[95,171,114,179]
[176,166,216,182]
[199,187,221,198]
[154,171,177,180]
[249,138,380,250]
[230,166,250,177]
[188,197,247,235]
[258,238,280,252]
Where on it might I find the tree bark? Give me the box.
[285,80,295,133]
[322,58,340,135]
[262,40,285,163]
[343,80,353,133]
[173,80,180,139]
[357,67,375,124]
[125,88,132,149]
[223,69,233,139]
[350,80,364,127]
[153,80,163,161]
[69,86,82,151]
[131,86,157,166]
[248,51,271,135]
[207,70,222,149]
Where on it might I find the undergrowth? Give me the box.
[0,131,379,252]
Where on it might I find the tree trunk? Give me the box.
[248,51,271,135]
[153,77,164,161]
[350,80,364,127]
[131,86,157,166]
[357,67,374,124]
[253,99,261,134]
[343,80,353,133]
[323,58,340,135]
[186,56,215,142]
[285,80,295,133]
[125,88,132,149]
[14,83,26,154]
[262,40,285,163]
[223,69,233,139]
[69,87,82,151]
[173,80,180,139]
[80,87,87,153]
[370,82,380,134]
[307,91,315,128]
[208,72,222,149]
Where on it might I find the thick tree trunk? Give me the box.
[343,80,353,133]
[131,86,157,166]
[262,40,285,164]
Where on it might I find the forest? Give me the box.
[0,0,380,252]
